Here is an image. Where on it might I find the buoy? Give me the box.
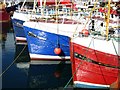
[82,29,89,36]
[54,71,61,78]
[54,47,61,55]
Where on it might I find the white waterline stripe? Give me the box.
[30,61,71,65]
[30,53,70,59]
[74,81,110,87]
[16,37,26,41]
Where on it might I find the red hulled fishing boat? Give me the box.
[70,0,120,89]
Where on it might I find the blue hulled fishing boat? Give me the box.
[11,0,43,45]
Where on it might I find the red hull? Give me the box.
[70,42,119,87]
[0,4,10,22]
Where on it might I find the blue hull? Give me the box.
[12,19,26,44]
[24,26,70,61]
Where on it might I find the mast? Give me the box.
[3,0,5,4]
[20,0,26,10]
[3,0,6,7]
[33,0,36,12]
[55,0,58,23]
[105,0,111,41]
[39,0,43,16]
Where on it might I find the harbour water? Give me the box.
[1,21,73,89]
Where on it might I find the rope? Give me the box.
[111,38,120,88]
[67,3,100,83]
[64,0,98,89]
[112,39,119,56]
[83,0,98,29]
[71,0,99,39]
[64,38,94,89]
[20,0,26,10]
[66,1,109,87]
[112,37,120,76]
[0,45,27,78]
[19,0,38,21]
[92,39,108,88]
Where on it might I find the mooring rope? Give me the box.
[64,0,99,88]
[0,45,27,78]
[64,38,94,89]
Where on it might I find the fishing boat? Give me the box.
[0,1,10,25]
[70,0,120,89]
[11,0,39,45]
[23,0,87,64]
[23,18,83,64]
[5,1,22,13]
[11,0,50,45]
[11,0,63,45]
[11,0,78,45]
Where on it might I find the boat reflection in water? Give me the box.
[0,21,11,47]
[27,62,72,89]
[15,61,72,89]
[14,45,72,89]
[14,44,30,63]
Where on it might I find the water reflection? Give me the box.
[14,44,72,89]
[15,58,72,89]
[0,21,11,48]
[15,62,30,76]
[2,23,73,89]
[28,62,72,89]
[14,44,30,63]
[14,45,73,89]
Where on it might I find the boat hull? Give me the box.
[12,18,27,44]
[70,37,120,89]
[0,4,10,23]
[24,26,70,63]
[11,11,48,45]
